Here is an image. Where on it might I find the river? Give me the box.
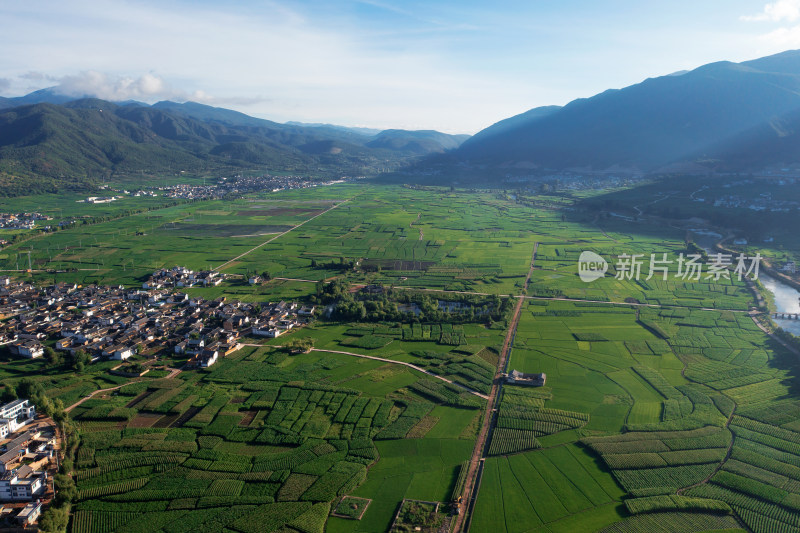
[759,273,800,336]
[690,230,800,336]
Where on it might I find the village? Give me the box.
[0,213,51,231]
[0,267,313,369]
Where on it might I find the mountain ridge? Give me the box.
[454,49,800,173]
[0,93,470,194]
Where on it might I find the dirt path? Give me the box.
[215,199,350,271]
[65,383,128,412]
[308,348,488,399]
[676,406,738,495]
[65,366,182,412]
[453,243,537,533]
[237,344,488,399]
[749,309,800,357]
[410,212,423,240]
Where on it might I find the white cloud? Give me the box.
[0,78,10,93]
[760,24,800,45]
[55,71,174,101]
[44,71,268,106]
[742,0,800,22]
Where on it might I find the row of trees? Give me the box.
[312,280,512,324]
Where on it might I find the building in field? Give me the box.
[504,369,546,387]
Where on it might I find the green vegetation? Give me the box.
[0,182,798,532]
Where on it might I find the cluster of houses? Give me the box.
[161,174,342,200]
[0,213,51,230]
[0,274,311,368]
[144,266,224,289]
[0,399,55,528]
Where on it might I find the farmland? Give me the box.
[0,182,799,532]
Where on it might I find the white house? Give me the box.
[16,501,42,526]
[0,400,37,422]
[10,342,43,359]
[111,346,133,360]
[0,469,45,501]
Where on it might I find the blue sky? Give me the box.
[1,0,799,133]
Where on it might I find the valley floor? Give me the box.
[0,183,796,533]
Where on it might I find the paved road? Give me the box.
[453,243,538,533]
[749,309,800,357]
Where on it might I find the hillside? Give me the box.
[0,96,469,194]
[455,50,800,173]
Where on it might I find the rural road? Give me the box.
[215,198,351,271]
[453,242,538,533]
[238,344,488,399]
[64,366,182,413]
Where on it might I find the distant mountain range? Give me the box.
[453,49,800,174]
[7,49,800,195]
[0,90,469,195]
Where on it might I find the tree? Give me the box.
[70,349,90,371]
[54,473,76,505]
[286,337,314,354]
[45,346,63,367]
[38,505,70,533]
[0,384,16,403]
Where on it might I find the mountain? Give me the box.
[464,106,561,145]
[0,88,76,110]
[285,122,383,137]
[0,99,371,193]
[455,50,800,173]
[0,93,471,194]
[366,130,470,155]
[693,108,800,171]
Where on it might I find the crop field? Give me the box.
[2,183,800,532]
[472,288,800,530]
[60,343,488,533]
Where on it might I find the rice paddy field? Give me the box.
[1,182,800,532]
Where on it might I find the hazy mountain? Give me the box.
[366,130,470,155]
[285,121,383,137]
[456,50,800,172]
[465,106,561,145]
[693,108,800,171]
[0,88,76,109]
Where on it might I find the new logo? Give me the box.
[578,251,607,283]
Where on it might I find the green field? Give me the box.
[0,182,799,532]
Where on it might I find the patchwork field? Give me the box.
[0,183,798,532]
